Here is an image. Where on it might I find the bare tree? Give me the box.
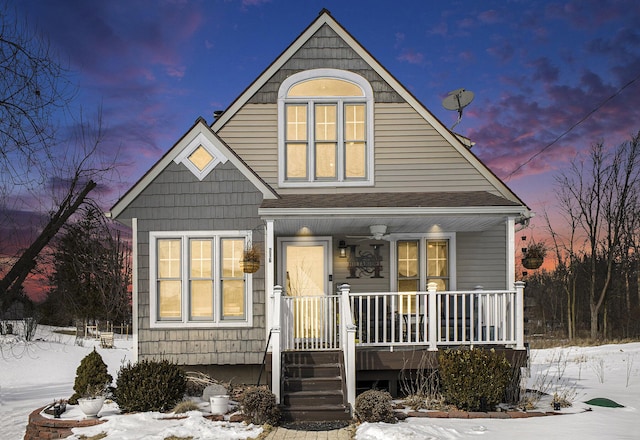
[554,132,640,339]
[544,207,581,340]
[0,4,112,303]
[0,2,75,189]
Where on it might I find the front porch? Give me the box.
[269,282,526,418]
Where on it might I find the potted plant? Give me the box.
[240,243,261,274]
[77,383,108,418]
[522,241,546,270]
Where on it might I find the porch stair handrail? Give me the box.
[271,285,282,404]
[339,283,356,415]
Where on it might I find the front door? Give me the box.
[279,237,333,346]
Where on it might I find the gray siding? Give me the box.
[457,223,508,290]
[119,161,266,366]
[219,102,497,195]
[249,24,403,104]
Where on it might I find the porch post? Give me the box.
[515,281,525,350]
[271,285,282,403]
[339,283,356,413]
[427,282,438,351]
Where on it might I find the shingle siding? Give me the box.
[119,160,266,366]
[249,24,403,104]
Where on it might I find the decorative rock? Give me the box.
[202,383,228,401]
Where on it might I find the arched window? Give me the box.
[278,69,374,186]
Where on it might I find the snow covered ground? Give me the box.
[1,324,638,439]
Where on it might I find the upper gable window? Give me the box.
[278,69,374,187]
[174,132,228,181]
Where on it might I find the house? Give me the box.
[109,9,531,421]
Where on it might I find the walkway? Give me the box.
[263,425,354,440]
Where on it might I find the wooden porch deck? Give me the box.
[269,282,527,416]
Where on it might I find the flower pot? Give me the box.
[210,395,229,415]
[522,257,543,270]
[240,260,260,273]
[78,396,105,418]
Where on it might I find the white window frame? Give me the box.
[390,232,457,292]
[277,69,375,187]
[149,230,253,328]
[173,132,229,181]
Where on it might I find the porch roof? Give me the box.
[259,191,529,235]
[260,191,522,209]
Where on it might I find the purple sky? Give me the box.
[5,0,640,294]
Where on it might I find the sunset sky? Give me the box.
[5,0,640,295]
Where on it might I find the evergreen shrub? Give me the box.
[240,387,280,425]
[114,359,187,412]
[438,348,512,411]
[354,389,396,423]
[69,348,113,404]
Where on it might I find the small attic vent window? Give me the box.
[174,131,228,181]
[189,145,215,171]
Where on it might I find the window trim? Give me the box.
[277,69,374,187]
[149,230,253,328]
[173,132,229,181]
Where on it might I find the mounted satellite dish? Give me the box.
[442,88,474,129]
[346,224,391,241]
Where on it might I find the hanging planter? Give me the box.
[522,256,543,270]
[521,241,546,270]
[240,243,261,274]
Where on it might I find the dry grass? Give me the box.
[527,336,640,349]
[77,433,107,440]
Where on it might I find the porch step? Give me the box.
[284,376,342,392]
[281,350,351,422]
[280,404,352,422]
[283,389,345,406]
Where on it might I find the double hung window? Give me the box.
[151,231,252,327]
[279,69,374,186]
[396,237,452,312]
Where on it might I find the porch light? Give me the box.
[338,240,347,258]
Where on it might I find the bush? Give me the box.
[354,389,396,423]
[173,400,201,414]
[438,348,512,411]
[69,348,113,404]
[240,387,280,425]
[114,359,187,412]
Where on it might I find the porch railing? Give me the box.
[270,281,525,405]
[349,282,525,349]
[281,294,341,350]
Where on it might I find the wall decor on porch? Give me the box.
[346,244,383,278]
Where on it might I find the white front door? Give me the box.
[279,237,333,343]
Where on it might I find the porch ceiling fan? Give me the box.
[346,224,391,241]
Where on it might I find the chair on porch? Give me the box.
[352,296,387,343]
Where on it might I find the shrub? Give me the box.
[173,400,201,414]
[354,389,396,423]
[240,387,280,425]
[438,348,512,411]
[114,359,187,412]
[69,348,113,404]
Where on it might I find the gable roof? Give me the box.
[109,117,278,220]
[212,9,528,210]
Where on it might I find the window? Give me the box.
[150,231,253,328]
[173,132,228,181]
[395,236,453,302]
[278,69,374,187]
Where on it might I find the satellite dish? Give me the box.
[442,88,474,129]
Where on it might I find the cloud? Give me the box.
[397,49,425,65]
[478,9,501,24]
